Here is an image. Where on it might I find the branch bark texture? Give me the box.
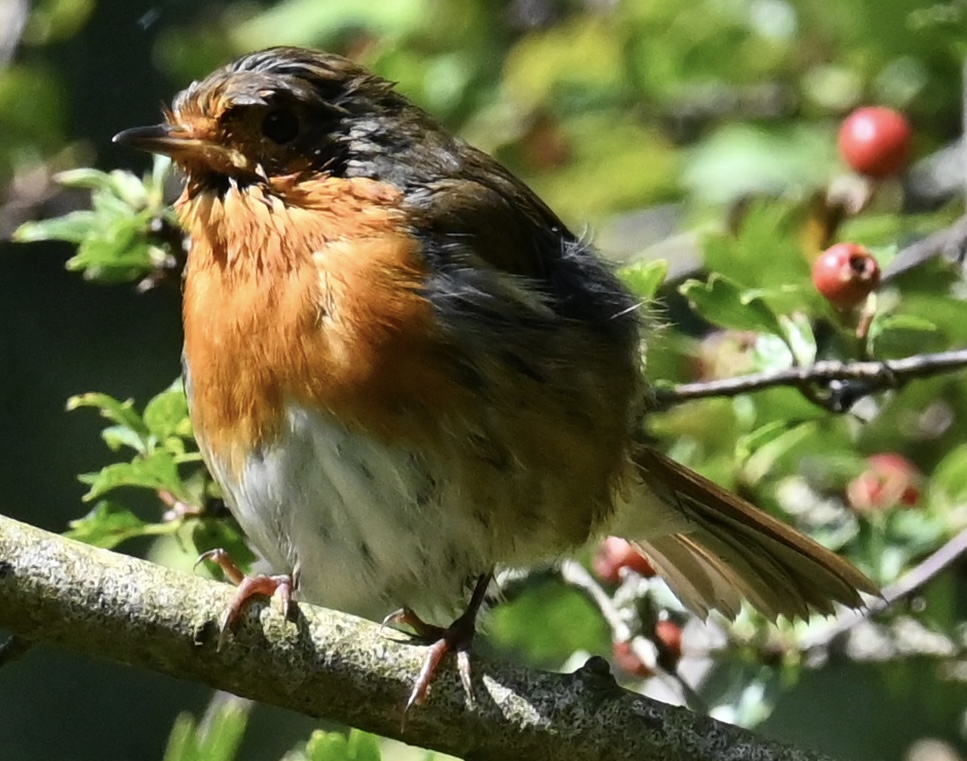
[0,513,834,761]
[653,349,967,410]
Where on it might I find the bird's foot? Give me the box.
[196,548,294,647]
[383,573,491,712]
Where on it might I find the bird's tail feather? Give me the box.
[627,446,878,621]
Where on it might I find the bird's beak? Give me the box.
[113,124,204,156]
[114,123,250,174]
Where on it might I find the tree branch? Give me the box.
[801,524,967,651]
[652,349,967,410]
[881,215,967,279]
[0,513,837,761]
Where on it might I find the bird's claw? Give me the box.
[195,548,293,648]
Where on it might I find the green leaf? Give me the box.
[739,421,821,485]
[700,200,812,289]
[735,420,795,463]
[101,424,149,453]
[13,210,98,244]
[928,444,967,514]
[743,284,818,319]
[55,167,154,208]
[144,381,192,441]
[868,314,941,359]
[776,313,817,366]
[301,729,382,761]
[620,258,667,300]
[487,577,609,667]
[163,713,198,761]
[15,161,174,284]
[680,274,784,336]
[192,699,249,761]
[305,731,350,761]
[162,698,250,761]
[749,333,793,373]
[192,518,257,573]
[65,501,177,548]
[345,730,382,761]
[78,450,183,501]
[55,167,122,192]
[65,212,160,283]
[67,392,150,438]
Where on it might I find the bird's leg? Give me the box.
[383,573,492,711]
[196,548,294,646]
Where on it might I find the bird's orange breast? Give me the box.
[180,175,460,476]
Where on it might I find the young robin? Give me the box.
[115,47,876,708]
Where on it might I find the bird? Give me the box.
[114,46,877,708]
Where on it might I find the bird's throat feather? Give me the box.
[180,175,461,477]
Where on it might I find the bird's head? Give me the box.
[114,47,419,196]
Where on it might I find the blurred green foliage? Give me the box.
[5,1,967,760]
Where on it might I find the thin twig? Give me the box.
[881,215,967,279]
[559,560,635,640]
[652,349,967,410]
[558,560,707,712]
[801,525,967,651]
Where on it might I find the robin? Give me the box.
[115,47,876,709]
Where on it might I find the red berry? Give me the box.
[612,641,653,678]
[838,107,912,178]
[847,453,922,514]
[654,620,683,664]
[812,242,880,309]
[592,537,656,584]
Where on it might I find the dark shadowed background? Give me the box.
[3,1,967,759]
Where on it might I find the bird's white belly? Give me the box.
[208,403,494,623]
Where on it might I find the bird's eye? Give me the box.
[261,108,300,144]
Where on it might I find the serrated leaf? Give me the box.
[620,258,667,300]
[107,169,151,208]
[78,450,183,501]
[680,274,784,336]
[144,381,191,441]
[13,210,98,244]
[100,424,148,454]
[65,212,159,282]
[700,200,811,289]
[743,284,816,317]
[55,167,124,192]
[65,501,177,548]
[67,392,150,437]
[90,188,138,217]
